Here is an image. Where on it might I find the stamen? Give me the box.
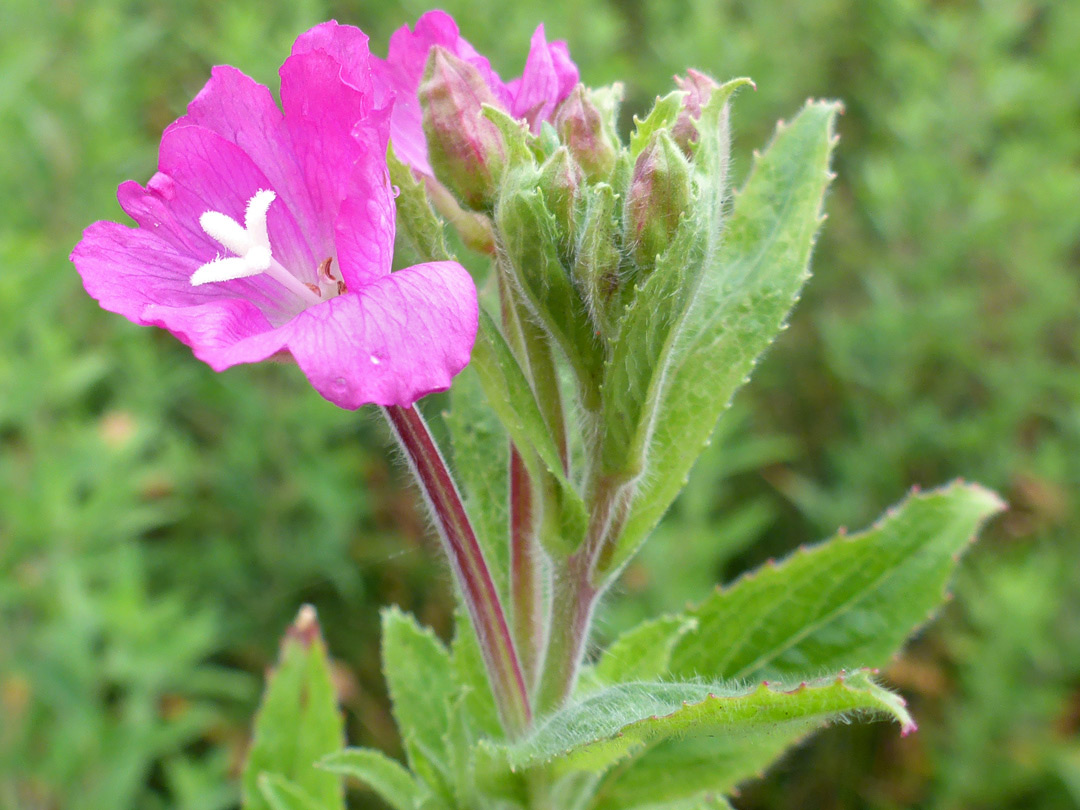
[190,190,321,306]
[199,211,252,256]
[191,256,263,286]
[244,189,276,248]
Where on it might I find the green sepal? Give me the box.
[609,100,842,576]
[482,103,538,170]
[669,481,1006,682]
[318,749,428,810]
[242,607,344,810]
[629,91,687,159]
[495,170,606,410]
[573,182,624,340]
[388,145,452,262]
[487,670,911,775]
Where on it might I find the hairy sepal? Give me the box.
[495,168,606,410]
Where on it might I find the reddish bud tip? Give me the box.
[419,47,506,209]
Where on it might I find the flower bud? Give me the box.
[553,84,618,181]
[573,183,623,338]
[538,147,582,250]
[623,130,692,272]
[419,47,506,210]
[671,69,720,156]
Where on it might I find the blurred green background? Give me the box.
[2,0,1078,808]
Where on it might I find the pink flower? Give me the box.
[374,11,579,176]
[70,22,479,410]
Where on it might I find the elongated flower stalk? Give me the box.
[382,404,532,736]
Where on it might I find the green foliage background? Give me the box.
[1,0,1077,808]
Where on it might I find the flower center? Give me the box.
[190,190,327,307]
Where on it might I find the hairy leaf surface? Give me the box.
[490,671,910,774]
[670,482,1005,681]
[318,748,427,810]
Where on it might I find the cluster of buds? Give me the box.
[420,56,751,439]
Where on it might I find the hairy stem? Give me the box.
[510,446,546,692]
[535,474,627,712]
[382,404,531,736]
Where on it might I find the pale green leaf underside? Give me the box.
[492,670,910,774]
[670,481,1005,682]
[612,100,841,574]
[591,733,794,810]
[318,748,427,810]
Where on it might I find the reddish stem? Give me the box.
[382,404,531,736]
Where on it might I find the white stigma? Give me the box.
[191,190,277,286]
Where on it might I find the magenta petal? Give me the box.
[291,20,377,98]
[280,47,380,262]
[511,25,580,130]
[375,10,509,175]
[180,66,320,250]
[72,220,288,362]
[73,220,220,315]
[334,107,395,289]
[285,261,479,408]
[157,123,317,280]
[141,298,281,367]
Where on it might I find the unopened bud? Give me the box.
[623,131,692,272]
[420,47,506,210]
[573,183,623,338]
[671,69,720,156]
[554,85,618,181]
[538,147,582,249]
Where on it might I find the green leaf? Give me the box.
[591,735,786,810]
[669,482,1006,682]
[490,670,910,774]
[598,212,704,478]
[242,607,344,810]
[318,749,427,810]
[381,607,456,799]
[388,145,452,262]
[611,100,842,574]
[257,774,323,810]
[583,615,697,691]
[444,365,510,604]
